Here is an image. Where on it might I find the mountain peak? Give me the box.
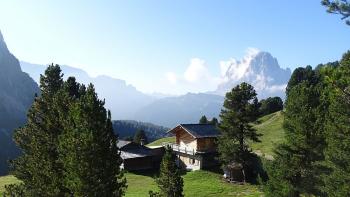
[217,50,291,99]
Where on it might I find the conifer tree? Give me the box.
[133,129,148,144]
[153,146,184,197]
[210,117,219,126]
[59,84,127,196]
[8,64,68,196]
[265,67,326,197]
[6,65,127,196]
[322,51,350,196]
[199,115,208,124]
[322,0,350,25]
[217,82,261,182]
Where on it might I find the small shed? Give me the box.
[223,162,245,183]
[117,140,163,171]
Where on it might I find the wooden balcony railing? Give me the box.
[162,143,196,155]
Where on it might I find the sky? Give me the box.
[0,0,349,95]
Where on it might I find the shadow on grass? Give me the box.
[126,169,159,178]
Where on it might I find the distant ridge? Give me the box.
[20,61,156,120]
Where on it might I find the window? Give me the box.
[189,158,196,165]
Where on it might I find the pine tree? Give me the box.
[8,64,68,196]
[322,51,350,196]
[265,67,326,196]
[199,115,208,124]
[59,84,127,196]
[5,65,127,196]
[322,0,350,25]
[217,82,261,182]
[153,146,184,197]
[133,129,148,144]
[210,117,219,126]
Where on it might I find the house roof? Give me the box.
[168,124,220,139]
[117,140,133,148]
[120,148,154,159]
[117,140,155,159]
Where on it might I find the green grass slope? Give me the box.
[148,111,285,156]
[147,136,175,147]
[0,171,262,197]
[251,111,285,156]
[122,170,263,197]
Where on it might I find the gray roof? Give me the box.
[117,140,133,148]
[169,124,220,138]
[120,148,154,159]
[117,140,155,159]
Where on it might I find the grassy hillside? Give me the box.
[148,111,285,156]
[1,171,262,197]
[251,111,285,156]
[147,136,175,147]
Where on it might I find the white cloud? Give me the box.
[165,72,177,85]
[184,58,210,83]
[164,58,221,93]
[265,84,287,93]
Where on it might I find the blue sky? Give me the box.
[0,0,349,94]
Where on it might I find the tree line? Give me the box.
[264,51,350,196]
[215,51,350,197]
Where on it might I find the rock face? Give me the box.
[0,31,39,175]
[0,32,39,130]
[216,51,291,99]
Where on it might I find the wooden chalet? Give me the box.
[166,124,220,171]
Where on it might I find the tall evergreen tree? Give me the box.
[151,146,184,197]
[8,64,67,196]
[59,84,127,196]
[199,115,208,124]
[322,51,350,196]
[265,67,326,197]
[217,82,261,182]
[133,129,148,144]
[6,65,126,196]
[210,117,219,126]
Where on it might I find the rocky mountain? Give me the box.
[133,93,224,127]
[20,62,155,119]
[0,31,39,175]
[216,51,291,99]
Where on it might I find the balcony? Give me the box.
[162,142,196,155]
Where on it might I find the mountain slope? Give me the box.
[251,111,285,156]
[0,31,39,175]
[112,120,168,142]
[20,61,155,119]
[216,51,291,99]
[133,93,224,127]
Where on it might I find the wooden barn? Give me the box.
[165,124,220,171]
[117,140,163,171]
